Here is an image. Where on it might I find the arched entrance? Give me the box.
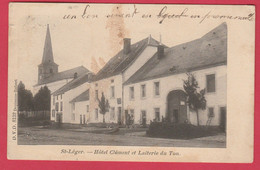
[167,90,187,124]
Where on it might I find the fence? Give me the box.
[18,110,50,121]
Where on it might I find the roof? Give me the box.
[93,36,165,81]
[39,24,57,66]
[70,89,89,103]
[52,72,91,96]
[35,66,89,86]
[125,22,227,85]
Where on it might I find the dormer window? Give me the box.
[50,68,53,73]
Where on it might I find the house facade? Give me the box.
[46,22,227,128]
[50,73,92,124]
[124,22,227,126]
[87,36,163,124]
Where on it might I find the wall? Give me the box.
[89,74,123,123]
[72,100,89,124]
[123,65,227,126]
[50,82,90,123]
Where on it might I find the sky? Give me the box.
[9,3,254,92]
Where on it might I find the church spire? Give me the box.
[42,24,54,64]
[38,24,58,84]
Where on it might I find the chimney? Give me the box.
[74,72,78,79]
[157,45,164,59]
[123,38,131,54]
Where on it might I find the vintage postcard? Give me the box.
[8,3,255,162]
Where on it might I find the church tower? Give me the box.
[38,24,59,84]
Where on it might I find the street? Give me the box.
[18,126,226,148]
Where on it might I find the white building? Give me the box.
[50,22,227,129]
[51,72,92,124]
[124,22,227,127]
[88,36,164,124]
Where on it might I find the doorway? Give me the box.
[141,110,146,126]
[167,90,187,123]
[220,107,226,132]
[80,115,82,124]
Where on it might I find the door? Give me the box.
[83,115,86,124]
[141,111,146,126]
[220,107,226,132]
[125,110,128,125]
[56,113,62,123]
[167,90,187,123]
[117,107,122,124]
[173,109,179,123]
[80,115,82,124]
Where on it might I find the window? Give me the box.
[52,110,55,117]
[53,96,55,105]
[95,83,98,87]
[206,74,216,93]
[55,102,59,112]
[110,86,115,98]
[95,108,99,120]
[60,102,63,111]
[95,90,99,101]
[56,95,58,100]
[110,107,115,120]
[72,113,75,121]
[61,94,62,100]
[154,82,160,96]
[141,84,146,98]
[129,87,134,100]
[86,105,89,112]
[154,108,160,122]
[208,107,215,118]
[50,68,53,73]
[111,79,114,83]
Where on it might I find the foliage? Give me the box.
[33,86,51,111]
[18,81,34,111]
[183,73,207,126]
[98,92,110,123]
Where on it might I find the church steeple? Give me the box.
[42,24,55,64]
[38,24,58,84]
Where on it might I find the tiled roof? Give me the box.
[35,66,89,86]
[93,36,165,81]
[125,22,227,85]
[52,72,91,96]
[70,89,89,103]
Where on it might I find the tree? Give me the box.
[98,92,110,123]
[33,86,51,111]
[183,73,207,126]
[18,81,34,111]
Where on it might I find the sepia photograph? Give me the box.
[8,3,254,162]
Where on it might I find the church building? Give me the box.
[33,25,90,94]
